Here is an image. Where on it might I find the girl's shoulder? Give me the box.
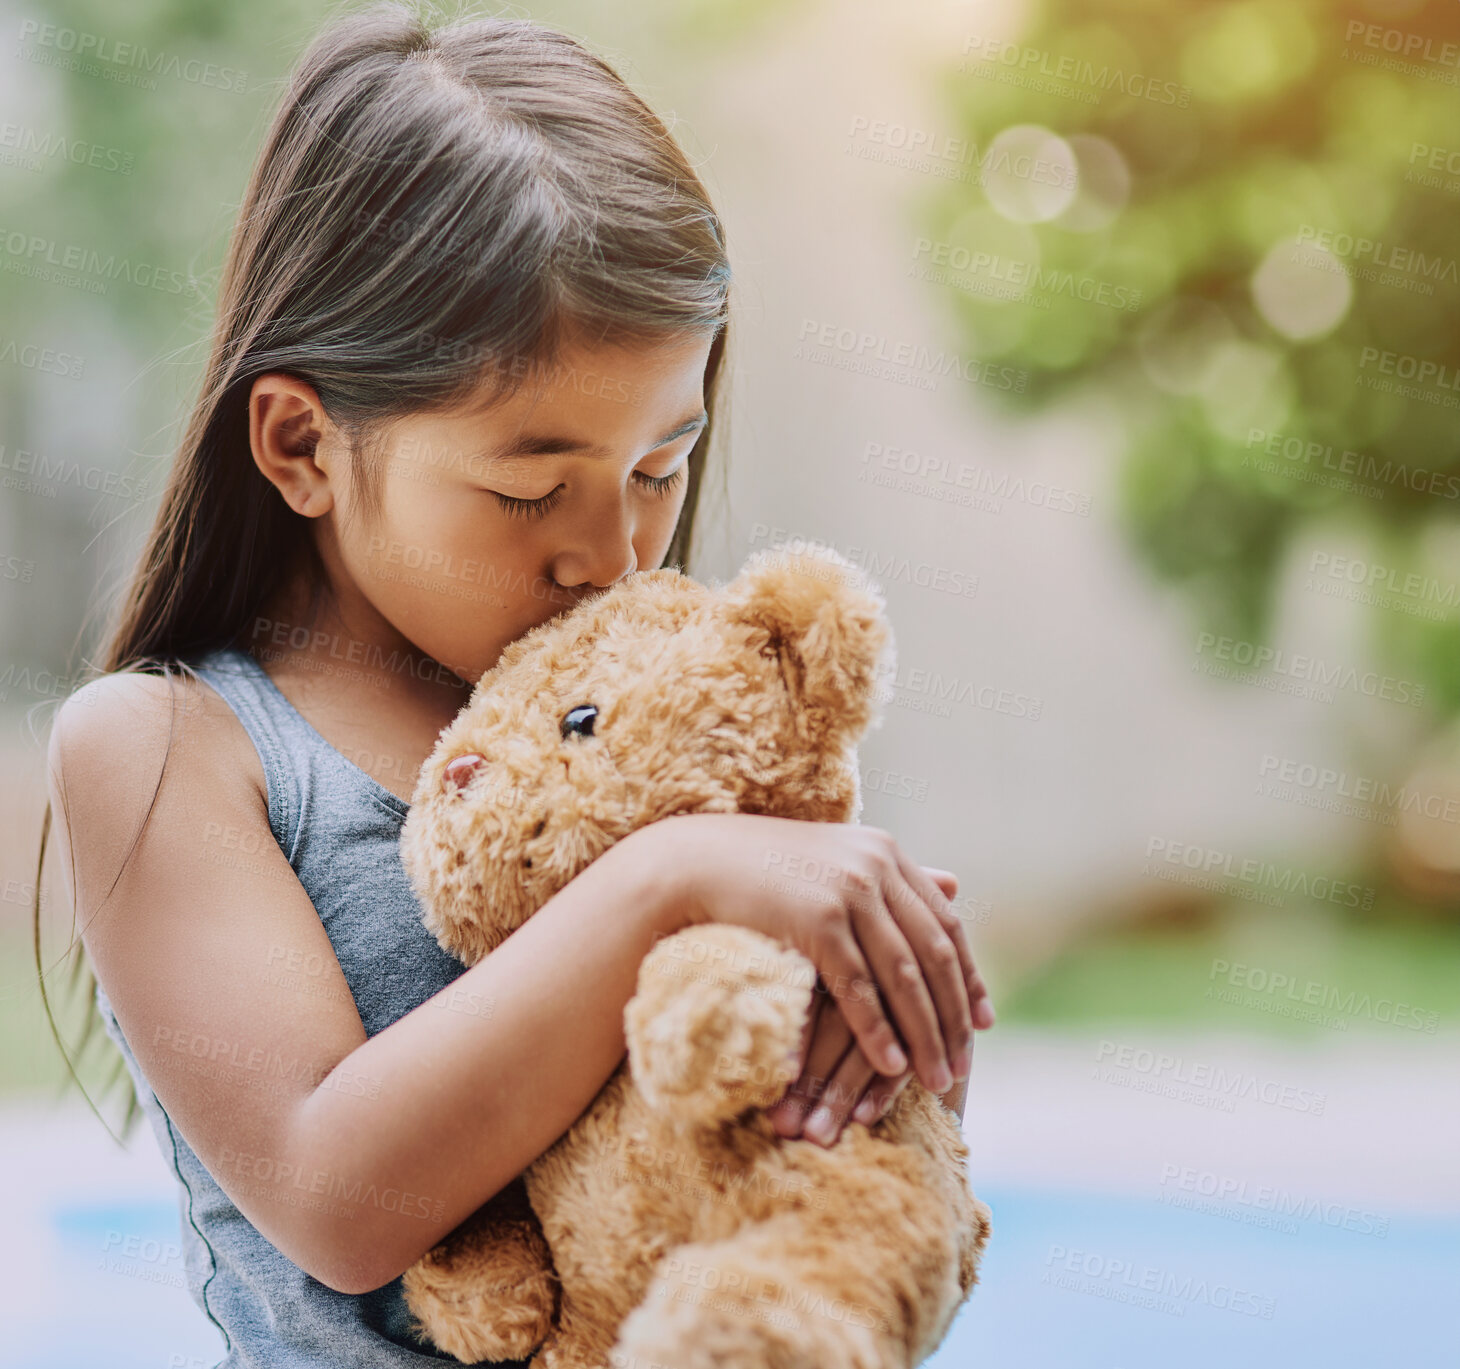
[55,664,256,763]
[48,665,269,861]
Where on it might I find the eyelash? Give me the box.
[492,465,686,521]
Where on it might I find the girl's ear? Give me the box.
[247,373,336,518]
[718,545,894,741]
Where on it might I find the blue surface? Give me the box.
[925,1184,1460,1368]
[15,1184,1458,1367]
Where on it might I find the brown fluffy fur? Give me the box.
[398,546,991,1367]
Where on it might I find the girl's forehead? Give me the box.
[405,334,712,440]
[516,330,713,388]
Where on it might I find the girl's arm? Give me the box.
[50,672,985,1297]
[47,672,690,1296]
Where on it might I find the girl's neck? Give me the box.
[247,567,473,732]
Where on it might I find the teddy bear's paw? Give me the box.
[404,1274,557,1365]
[402,1205,559,1363]
[613,1258,884,1369]
[626,925,815,1125]
[533,1319,615,1369]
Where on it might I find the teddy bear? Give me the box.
[396,544,992,1369]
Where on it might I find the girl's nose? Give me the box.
[550,501,639,590]
[553,542,637,592]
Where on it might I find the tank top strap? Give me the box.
[186,646,312,859]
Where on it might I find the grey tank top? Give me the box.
[93,644,532,1368]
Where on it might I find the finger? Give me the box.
[794,989,855,1106]
[769,988,856,1138]
[921,866,959,900]
[883,861,974,1085]
[767,981,825,1134]
[810,909,912,1078]
[802,1045,878,1147]
[844,872,951,1093]
[785,976,821,1078]
[850,1067,915,1128]
[904,853,994,1039]
[906,858,982,1002]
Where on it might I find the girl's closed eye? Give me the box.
[490,463,687,521]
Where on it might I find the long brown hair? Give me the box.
[33,0,732,1139]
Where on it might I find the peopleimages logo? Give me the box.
[1294,225,1459,290]
[0,443,153,503]
[15,19,250,92]
[1092,1040,1326,1116]
[910,237,1142,312]
[1157,1164,1390,1239]
[1192,632,1425,707]
[960,37,1191,107]
[860,440,1092,516]
[1207,958,1438,1034]
[1244,427,1460,501]
[1256,752,1460,827]
[1304,551,1460,624]
[1356,347,1460,405]
[794,319,1027,394]
[1144,837,1375,911]
[0,121,135,174]
[0,334,84,377]
[844,116,1077,189]
[1343,20,1460,69]
[1042,1244,1276,1319]
[0,227,202,296]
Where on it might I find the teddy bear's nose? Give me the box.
[443,753,485,795]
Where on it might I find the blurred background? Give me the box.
[3,0,1459,1364]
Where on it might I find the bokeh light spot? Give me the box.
[1056,135,1132,233]
[981,124,1079,224]
[1251,236,1353,341]
[1198,340,1294,439]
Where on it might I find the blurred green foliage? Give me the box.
[4,0,339,355]
[920,0,1460,692]
[1006,894,1460,1034]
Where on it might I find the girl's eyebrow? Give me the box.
[487,410,708,463]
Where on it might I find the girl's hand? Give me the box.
[659,814,993,1105]
[768,992,913,1145]
[768,869,980,1146]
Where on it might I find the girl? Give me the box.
[38,4,993,1365]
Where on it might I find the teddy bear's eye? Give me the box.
[560,704,598,739]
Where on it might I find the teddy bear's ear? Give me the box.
[718,544,893,739]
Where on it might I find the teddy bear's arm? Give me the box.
[623,923,816,1129]
[402,1174,559,1363]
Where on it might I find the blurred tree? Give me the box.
[917,0,1460,707]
